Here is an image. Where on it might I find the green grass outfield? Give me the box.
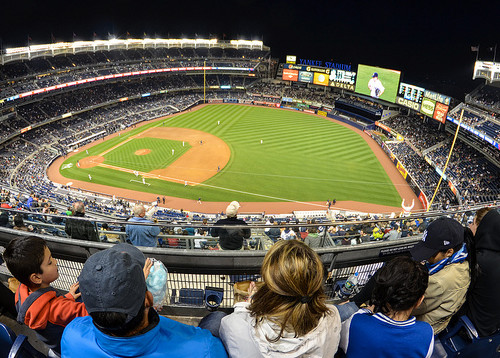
[59,105,401,206]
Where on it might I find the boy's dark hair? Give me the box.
[3,236,47,289]
[90,301,146,336]
[13,214,25,227]
[437,242,463,256]
[371,256,429,315]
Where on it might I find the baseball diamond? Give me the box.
[48,104,421,213]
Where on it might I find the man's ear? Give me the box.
[144,291,154,308]
[445,248,454,258]
[30,272,42,286]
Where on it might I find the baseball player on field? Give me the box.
[368,72,385,98]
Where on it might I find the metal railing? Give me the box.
[2,205,495,314]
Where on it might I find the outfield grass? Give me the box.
[60,105,402,206]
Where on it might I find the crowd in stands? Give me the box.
[426,140,500,205]
[448,104,500,142]
[335,95,384,112]
[1,74,261,143]
[0,46,498,223]
[380,113,500,208]
[386,141,458,208]
[249,81,339,104]
[382,114,448,150]
[467,84,500,113]
[0,47,269,100]
[0,189,466,253]
[1,208,499,357]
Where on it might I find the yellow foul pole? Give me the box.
[203,60,206,103]
[426,108,464,211]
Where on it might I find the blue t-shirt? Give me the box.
[340,309,434,358]
[62,313,228,358]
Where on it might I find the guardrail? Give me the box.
[2,206,491,315]
[0,226,420,314]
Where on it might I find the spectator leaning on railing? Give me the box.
[211,201,250,250]
[64,201,100,241]
[125,204,161,247]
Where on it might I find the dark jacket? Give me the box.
[465,209,500,337]
[211,216,251,250]
[266,227,281,242]
[64,212,99,241]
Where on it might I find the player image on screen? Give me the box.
[355,64,401,103]
[368,72,384,98]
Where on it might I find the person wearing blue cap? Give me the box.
[61,243,228,358]
[368,72,385,98]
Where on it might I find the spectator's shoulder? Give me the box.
[159,317,227,357]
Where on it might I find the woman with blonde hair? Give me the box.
[219,240,341,357]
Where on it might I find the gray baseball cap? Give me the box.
[79,243,146,323]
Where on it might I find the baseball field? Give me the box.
[55,104,405,209]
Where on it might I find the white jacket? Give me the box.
[219,302,341,358]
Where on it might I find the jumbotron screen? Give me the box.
[355,64,401,103]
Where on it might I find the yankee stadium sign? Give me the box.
[298,58,352,71]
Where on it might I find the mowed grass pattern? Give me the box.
[104,138,191,172]
[60,105,401,206]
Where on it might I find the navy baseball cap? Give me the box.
[79,243,146,323]
[372,72,378,77]
[410,217,464,262]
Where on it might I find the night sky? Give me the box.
[1,0,498,100]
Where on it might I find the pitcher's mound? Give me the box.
[135,149,151,156]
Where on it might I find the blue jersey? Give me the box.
[340,309,434,358]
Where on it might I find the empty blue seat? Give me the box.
[439,315,500,358]
[0,323,16,358]
[8,335,46,358]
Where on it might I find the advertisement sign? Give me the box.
[375,121,392,133]
[433,102,449,123]
[328,69,356,91]
[420,98,436,117]
[20,126,32,134]
[354,64,401,103]
[283,63,330,74]
[396,161,408,179]
[396,97,421,111]
[449,181,458,195]
[447,116,500,150]
[317,110,327,116]
[419,192,428,211]
[286,55,297,64]
[299,71,313,83]
[313,72,329,86]
[282,69,298,81]
[423,90,451,106]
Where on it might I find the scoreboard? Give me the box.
[329,69,356,84]
[398,83,425,103]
